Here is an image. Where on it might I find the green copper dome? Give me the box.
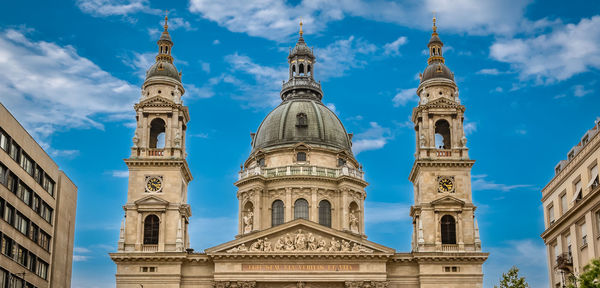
[145,61,181,82]
[252,99,352,153]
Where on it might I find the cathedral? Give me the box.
[110,16,488,288]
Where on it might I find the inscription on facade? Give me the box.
[242,264,359,271]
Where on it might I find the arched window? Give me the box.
[272,200,284,227]
[296,113,307,127]
[441,215,456,244]
[149,118,166,149]
[297,152,307,162]
[299,63,305,75]
[143,215,159,245]
[307,64,311,75]
[435,120,451,149]
[294,198,309,220]
[292,65,296,76]
[319,200,331,227]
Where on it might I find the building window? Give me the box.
[16,182,31,206]
[589,164,599,190]
[560,193,568,215]
[2,235,13,257]
[319,200,331,227]
[434,120,451,149]
[39,231,50,251]
[573,179,583,204]
[36,260,48,279]
[296,113,308,127]
[42,175,55,196]
[441,215,457,244]
[40,203,53,224]
[297,152,307,162]
[19,153,33,175]
[337,158,346,167]
[548,205,555,225]
[3,204,14,225]
[0,130,8,151]
[16,245,28,266]
[257,158,265,167]
[294,198,309,220]
[29,224,39,243]
[9,141,19,161]
[143,215,160,245]
[0,164,6,185]
[149,118,166,149]
[566,234,572,257]
[271,200,284,227]
[15,213,29,235]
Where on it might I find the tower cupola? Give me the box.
[281,21,323,101]
[420,17,454,83]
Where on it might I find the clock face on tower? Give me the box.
[145,176,163,193]
[438,176,455,193]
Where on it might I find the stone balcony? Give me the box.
[417,148,469,160]
[238,165,365,181]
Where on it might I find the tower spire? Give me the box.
[164,10,169,31]
[299,19,303,37]
[156,11,174,63]
[427,16,444,65]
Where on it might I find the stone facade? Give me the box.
[541,119,600,287]
[0,103,78,287]
[111,18,487,288]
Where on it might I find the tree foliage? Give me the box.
[569,259,600,288]
[494,266,530,288]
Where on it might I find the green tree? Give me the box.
[569,259,600,288]
[494,266,530,288]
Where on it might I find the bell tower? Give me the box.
[117,15,192,253]
[409,18,481,253]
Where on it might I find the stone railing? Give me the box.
[238,165,365,181]
[147,148,164,157]
[282,78,322,91]
[142,244,158,252]
[435,149,452,157]
[441,244,459,252]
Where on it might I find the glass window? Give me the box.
[143,215,159,245]
[0,267,6,288]
[3,204,14,225]
[15,213,29,235]
[9,141,19,161]
[5,172,15,192]
[34,166,42,184]
[2,235,13,257]
[271,200,284,227]
[441,215,457,244]
[37,260,48,279]
[297,152,307,162]
[318,200,331,227]
[43,175,55,196]
[16,245,28,265]
[41,203,53,224]
[32,195,40,213]
[27,251,36,271]
[548,205,555,224]
[581,223,587,246]
[16,182,31,205]
[0,130,7,151]
[39,231,50,251]
[19,153,33,175]
[29,224,39,243]
[0,164,5,185]
[294,198,309,220]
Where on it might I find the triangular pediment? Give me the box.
[205,219,395,255]
[137,95,175,107]
[425,97,460,107]
[430,195,465,207]
[134,195,169,207]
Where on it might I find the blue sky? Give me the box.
[1,0,600,287]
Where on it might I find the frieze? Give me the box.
[226,229,373,253]
[345,281,389,288]
[213,281,256,288]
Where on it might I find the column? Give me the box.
[342,189,348,230]
[136,212,142,250]
[285,188,292,222]
[238,196,243,234]
[254,189,261,231]
[569,224,581,274]
[310,188,318,222]
[457,212,464,250]
[585,211,597,259]
[434,211,440,249]
[159,211,166,251]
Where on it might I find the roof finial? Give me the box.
[164,10,169,31]
[432,12,437,33]
[299,18,304,37]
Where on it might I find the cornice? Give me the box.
[125,158,193,182]
[235,174,368,188]
[409,160,475,182]
[209,253,392,260]
[411,252,489,263]
[542,130,600,201]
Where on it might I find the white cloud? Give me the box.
[213,39,220,45]
[76,0,159,17]
[476,68,502,75]
[325,103,338,114]
[352,122,392,155]
[383,36,407,56]
[490,16,600,84]
[392,87,417,107]
[74,247,92,253]
[111,170,129,178]
[200,61,211,73]
[188,0,532,41]
[471,174,532,192]
[166,17,195,31]
[315,36,377,80]
[484,239,548,288]
[0,28,137,147]
[464,122,477,135]
[573,84,593,97]
[73,255,90,262]
[364,202,410,224]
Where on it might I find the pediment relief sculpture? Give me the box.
[226,229,373,253]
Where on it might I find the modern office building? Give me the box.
[541,119,600,287]
[0,103,78,287]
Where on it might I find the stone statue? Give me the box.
[419,134,426,148]
[307,233,317,251]
[243,211,253,234]
[349,211,359,234]
[173,85,182,104]
[316,238,327,251]
[295,229,306,251]
[341,240,351,252]
[284,233,294,251]
[174,131,182,148]
[237,243,247,252]
[329,237,341,252]
[274,238,285,251]
[461,135,468,147]
[132,131,139,148]
[420,90,428,105]
[263,237,272,252]
[249,239,262,251]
